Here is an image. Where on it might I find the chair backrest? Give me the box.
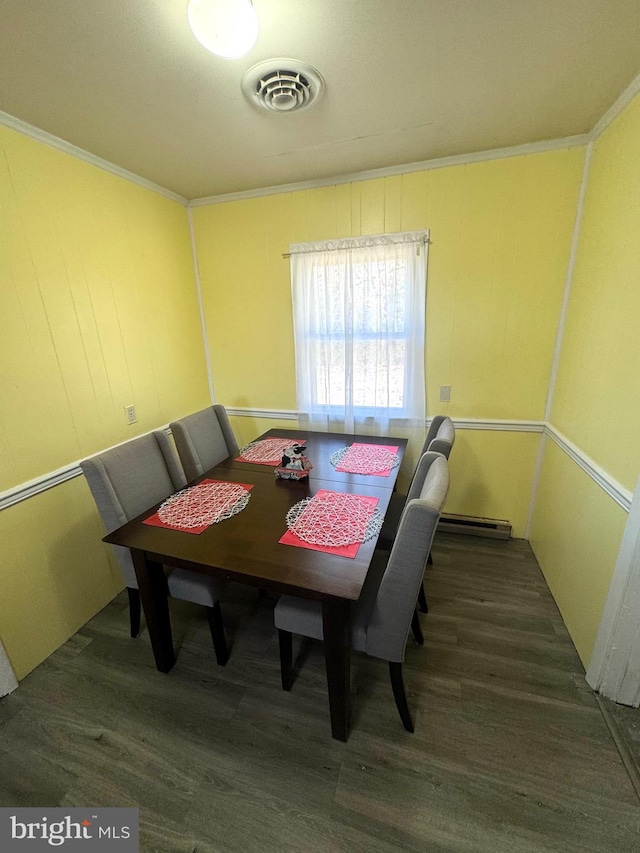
[365,452,449,663]
[422,415,455,459]
[398,415,454,506]
[80,431,186,587]
[170,405,239,482]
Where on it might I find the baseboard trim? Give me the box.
[439,512,512,540]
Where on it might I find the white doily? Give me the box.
[330,445,400,475]
[238,437,302,464]
[157,481,250,529]
[286,492,384,547]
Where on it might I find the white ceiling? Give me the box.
[1,0,639,200]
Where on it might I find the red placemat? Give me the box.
[334,443,400,476]
[279,490,380,559]
[279,529,362,558]
[143,479,254,534]
[236,437,306,465]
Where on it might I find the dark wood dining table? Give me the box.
[104,428,407,741]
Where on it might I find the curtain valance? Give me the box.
[288,229,429,256]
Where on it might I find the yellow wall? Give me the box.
[530,440,627,664]
[0,479,122,679]
[447,430,540,537]
[530,93,640,665]
[550,95,640,491]
[194,149,584,535]
[0,126,209,678]
[4,107,632,678]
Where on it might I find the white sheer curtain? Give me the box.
[290,230,428,436]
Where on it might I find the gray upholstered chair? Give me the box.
[80,430,229,664]
[170,405,239,483]
[422,414,456,460]
[377,415,455,610]
[274,452,449,732]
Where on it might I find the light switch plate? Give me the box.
[439,385,451,402]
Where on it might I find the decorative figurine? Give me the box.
[275,444,313,480]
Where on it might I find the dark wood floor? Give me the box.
[1,534,639,852]
[599,695,640,801]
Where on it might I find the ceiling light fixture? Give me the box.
[187,0,259,59]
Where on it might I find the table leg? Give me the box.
[131,549,175,673]
[322,597,351,741]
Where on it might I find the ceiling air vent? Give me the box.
[241,59,324,114]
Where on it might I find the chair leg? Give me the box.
[427,550,434,566]
[207,601,229,666]
[411,608,424,646]
[127,587,141,638]
[389,662,415,733]
[279,629,294,691]
[418,582,428,613]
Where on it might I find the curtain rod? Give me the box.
[282,234,430,259]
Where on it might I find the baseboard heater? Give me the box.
[439,512,512,540]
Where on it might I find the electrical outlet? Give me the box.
[439,385,451,402]
[124,404,137,425]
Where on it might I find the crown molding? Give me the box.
[0,110,188,206]
[2,70,638,208]
[189,135,590,207]
[188,72,640,207]
[590,69,640,141]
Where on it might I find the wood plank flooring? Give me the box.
[1,533,639,852]
[598,696,640,800]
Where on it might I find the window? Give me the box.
[290,230,428,434]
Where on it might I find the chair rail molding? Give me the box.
[0,462,82,512]
[0,414,630,518]
[227,409,545,432]
[544,424,632,512]
[450,418,544,433]
[226,407,298,420]
[0,426,172,512]
[586,474,640,706]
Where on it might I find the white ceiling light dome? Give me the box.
[241,59,325,113]
[187,0,259,60]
